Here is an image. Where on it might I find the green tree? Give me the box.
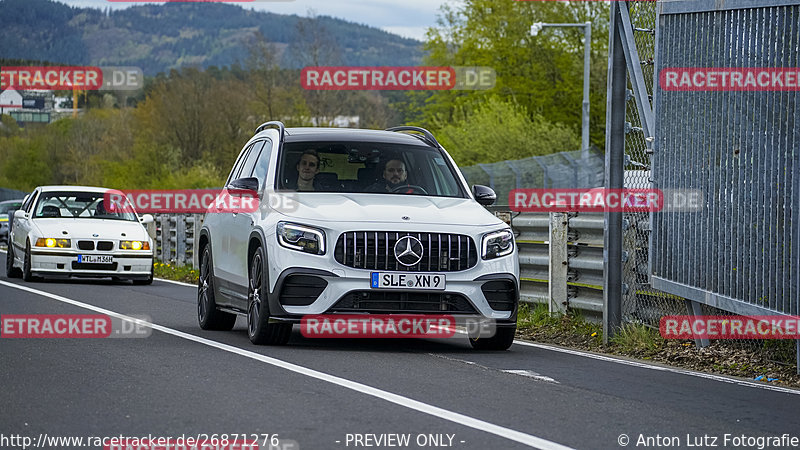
[417,0,608,153]
[433,96,579,166]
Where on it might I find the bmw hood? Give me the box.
[32,218,150,241]
[272,193,503,227]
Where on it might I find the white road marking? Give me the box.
[514,340,800,395]
[430,354,560,384]
[0,280,572,450]
[154,277,197,288]
[501,370,559,384]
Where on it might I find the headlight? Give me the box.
[120,240,150,250]
[35,238,71,248]
[277,222,325,255]
[481,229,514,260]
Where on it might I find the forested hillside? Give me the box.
[0,0,424,74]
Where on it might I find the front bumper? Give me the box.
[29,249,153,279]
[265,262,519,325]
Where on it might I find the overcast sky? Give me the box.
[56,0,453,41]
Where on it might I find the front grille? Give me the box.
[330,290,477,313]
[481,280,517,311]
[77,240,94,250]
[71,262,118,271]
[97,241,114,251]
[279,275,327,306]
[334,232,477,272]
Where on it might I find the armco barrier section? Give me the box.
[149,214,203,268]
[513,211,605,321]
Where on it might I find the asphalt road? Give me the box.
[1,253,799,450]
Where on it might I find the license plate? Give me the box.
[77,255,113,264]
[370,272,446,290]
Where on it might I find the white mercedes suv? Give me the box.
[198,122,519,349]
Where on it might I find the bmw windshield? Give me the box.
[33,192,138,221]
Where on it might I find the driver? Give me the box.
[365,159,410,193]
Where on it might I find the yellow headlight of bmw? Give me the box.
[35,238,71,248]
[120,240,150,250]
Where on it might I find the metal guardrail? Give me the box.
[512,211,605,321]
[147,214,203,268]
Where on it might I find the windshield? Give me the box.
[277,142,466,198]
[33,192,138,221]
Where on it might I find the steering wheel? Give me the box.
[391,184,428,195]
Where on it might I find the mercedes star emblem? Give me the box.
[394,236,424,266]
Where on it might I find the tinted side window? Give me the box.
[252,139,273,189]
[227,144,254,185]
[240,141,266,179]
[24,191,39,213]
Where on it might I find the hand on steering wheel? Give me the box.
[390,184,428,195]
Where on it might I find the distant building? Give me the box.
[0,89,23,115]
[0,89,55,125]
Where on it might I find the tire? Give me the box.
[197,246,236,331]
[246,246,291,345]
[6,244,22,278]
[469,325,516,351]
[22,241,39,282]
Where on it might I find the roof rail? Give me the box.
[385,126,441,148]
[255,120,285,137]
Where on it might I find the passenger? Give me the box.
[291,150,321,191]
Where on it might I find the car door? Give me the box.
[211,143,254,300]
[12,189,39,260]
[228,140,268,307]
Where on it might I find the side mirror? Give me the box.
[229,177,260,192]
[473,185,496,206]
[139,214,154,224]
[14,209,28,220]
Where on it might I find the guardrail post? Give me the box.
[159,215,171,264]
[175,215,186,266]
[145,220,156,242]
[549,212,569,314]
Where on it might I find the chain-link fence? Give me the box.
[459,147,605,206]
[619,0,686,327]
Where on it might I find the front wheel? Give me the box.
[246,247,291,345]
[22,241,38,282]
[197,246,236,331]
[469,325,516,351]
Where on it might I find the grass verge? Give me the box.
[153,262,199,285]
[516,302,800,387]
